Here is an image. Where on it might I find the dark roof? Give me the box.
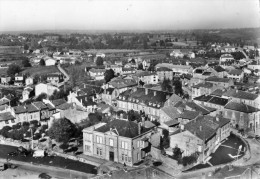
[214,65,226,72]
[204,115,230,128]
[76,95,97,107]
[208,96,229,106]
[104,88,114,95]
[193,82,213,89]
[223,89,259,100]
[157,67,172,72]
[225,101,260,113]
[193,95,213,102]
[205,76,231,83]
[186,101,215,115]
[161,106,181,119]
[13,105,27,114]
[202,72,212,76]
[118,88,172,109]
[26,104,39,113]
[95,119,152,138]
[52,98,67,106]
[33,101,48,110]
[180,110,200,120]
[56,103,74,110]
[164,119,179,126]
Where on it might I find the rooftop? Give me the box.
[205,76,231,83]
[225,101,260,113]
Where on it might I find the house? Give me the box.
[205,76,234,88]
[22,86,34,102]
[101,87,116,105]
[172,115,230,158]
[222,89,260,108]
[135,71,158,84]
[156,67,173,81]
[1,75,11,85]
[46,73,63,85]
[248,64,260,76]
[83,119,155,166]
[212,66,228,78]
[192,82,219,99]
[117,88,177,121]
[35,83,60,97]
[89,68,106,80]
[142,60,150,70]
[219,54,235,64]
[170,50,184,58]
[0,111,16,129]
[25,76,34,86]
[14,73,24,86]
[115,61,123,66]
[223,101,260,133]
[227,69,244,82]
[155,63,193,75]
[121,68,136,75]
[107,77,138,96]
[177,110,201,125]
[193,95,229,112]
[67,91,97,113]
[96,53,105,58]
[45,58,57,66]
[106,65,122,75]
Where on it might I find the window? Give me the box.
[85,145,91,152]
[85,133,91,142]
[121,154,128,162]
[121,141,128,150]
[11,119,15,123]
[96,147,102,156]
[96,136,103,144]
[109,139,114,147]
[5,121,9,124]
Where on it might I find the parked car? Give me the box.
[4,163,17,169]
[7,151,18,157]
[38,173,52,179]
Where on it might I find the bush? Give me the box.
[59,143,69,151]
[30,120,39,127]
[178,152,199,166]
[0,126,12,138]
[41,125,48,132]
[22,122,30,127]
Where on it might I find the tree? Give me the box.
[22,58,31,67]
[139,80,145,87]
[127,110,141,122]
[48,118,76,143]
[96,56,104,66]
[172,79,183,96]
[88,112,102,125]
[7,64,21,77]
[161,129,170,149]
[39,59,45,66]
[138,63,143,70]
[161,78,172,92]
[24,44,29,50]
[35,93,47,101]
[104,69,115,83]
[130,58,136,64]
[0,126,12,138]
[172,145,182,160]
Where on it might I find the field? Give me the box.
[0,46,24,64]
[22,66,60,76]
[83,49,145,54]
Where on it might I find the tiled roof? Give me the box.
[205,76,231,83]
[56,103,74,110]
[26,104,39,113]
[95,119,152,138]
[33,101,48,110]
[193,82,213,89]
[180,110,200,120]
[202,72,212,76]
[204,115,230,128]
[157,67,172,72]
[223,89,259,100]
[185,116,217,141]
[52,98,67,106]
[225,101,260,113]
[109,79,137,89]
[0,112,15,122]
[186,101,215,115]
[161,106,181,119]
[228,69,243,75]
[210,89,226,97]
[208,96,229,106]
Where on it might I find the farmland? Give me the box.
[22,66,60,76]
[0,46,24,64]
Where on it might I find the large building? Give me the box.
[83,119,155,166]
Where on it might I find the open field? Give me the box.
[84,49,148,54]
[22,65,60,76]
[0,46,24,64]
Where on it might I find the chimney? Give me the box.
[138,122,142,135]
[145,88,148,95]
[154,90,156,96]
[200,126,202,131]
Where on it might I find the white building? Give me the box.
[35,83,60,97]
[25,77,34,86]
[45,58,57,66]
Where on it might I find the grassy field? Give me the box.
[22,66,60,76]
[83,49,146,54]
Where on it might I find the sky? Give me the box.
[0,0,259,32]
